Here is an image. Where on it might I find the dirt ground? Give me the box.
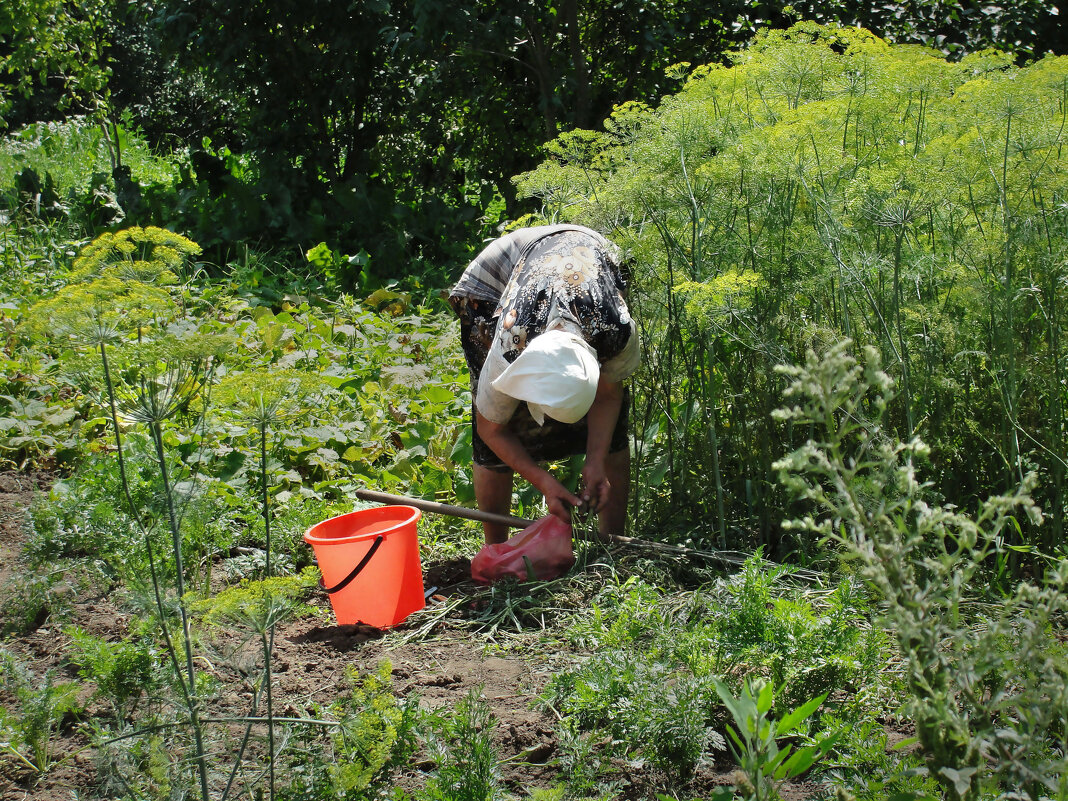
[0,471,825,800]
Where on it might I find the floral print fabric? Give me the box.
[493,231,633,367]
[450,228,635,471]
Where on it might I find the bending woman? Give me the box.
[450,224,639,544]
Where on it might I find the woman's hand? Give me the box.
[581,458,611,513]
[478,411,582,523]
[537,475,584,523]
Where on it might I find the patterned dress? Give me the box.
[450,225,639,471]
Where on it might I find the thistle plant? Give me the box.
[772,340,1068,801]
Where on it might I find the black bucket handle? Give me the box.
[318,535,384,594]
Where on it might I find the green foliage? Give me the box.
[714,677,839,800]
[735,0,1064,62]
[0,0,112,128]
[424,688,502,801]
[65,625,157,721]
[0,566,69,637]
[22,447,179,579]
[12,227,475,584]
[819,715,942,800]
[6,0,1063,293]
[20,225,198,347]
[191,570,319,629]
[0,647,81,773]
[0,119,179,201]
[546,567,877,788]
[1,222,485,801]
[328,661,421,796]
[71,224,200,280]
[0,393,80,468]
[774,340,1068,800]
[520,24,1068,561]
[92,730,175,801]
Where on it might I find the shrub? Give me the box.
[774,340,1068,800]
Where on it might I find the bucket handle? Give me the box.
[318,535,384,595]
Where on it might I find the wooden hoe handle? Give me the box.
[354,488,536,530]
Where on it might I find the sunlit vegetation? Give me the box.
[1,15,1067,801]
[519,23,1068,565]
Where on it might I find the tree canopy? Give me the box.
[2,1,1064,281]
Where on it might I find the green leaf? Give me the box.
[765,743,792,776]
[890,736,920,751]
[713,679,745,728]
[421,385,454,404]
[776,745,817,780]
[756,680,773,716]
[938,766,978,796]
[216,449,246,480]
[777,692,827,734]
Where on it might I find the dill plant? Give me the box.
[0,647,81,774]
[425,688,502,801]
[21,225,229,800]
[213,369,332,578]
[66,626,157,717]
[546,565,876,790]
[328,661,421,795]
[517,22,1068,563]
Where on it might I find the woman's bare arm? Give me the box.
[582,377,624,512]
[476,411,583,522]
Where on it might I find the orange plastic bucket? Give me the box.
[303,506,425,628]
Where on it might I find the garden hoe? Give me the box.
[352,488,807,576]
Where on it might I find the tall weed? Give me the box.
[774,340,1068,800]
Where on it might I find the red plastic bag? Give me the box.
[470,514,575,585]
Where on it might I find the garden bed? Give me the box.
[0,470,836,799]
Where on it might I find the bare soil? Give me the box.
[0,471,826,800]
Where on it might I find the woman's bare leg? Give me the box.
[473,464,514,544]
[598,447,630,540]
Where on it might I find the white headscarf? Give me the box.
[490,329,600,425]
